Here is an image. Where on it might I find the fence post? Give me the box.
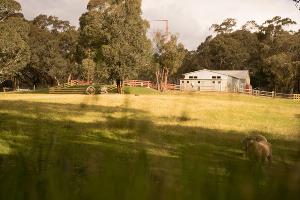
[272,91,275,98]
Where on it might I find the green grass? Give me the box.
[0,93,299,200]
[123,86,160,95]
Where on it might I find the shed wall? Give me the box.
[180,71,229,92]
[180,70,249,92]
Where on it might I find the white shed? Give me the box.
[180,69,251,92]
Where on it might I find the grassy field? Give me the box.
[0,92,300,200]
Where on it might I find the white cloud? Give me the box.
[18,0,300,50]
[143,0,300,49]
[18,0,88,25]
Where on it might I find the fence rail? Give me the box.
[241,89,298,100]
[124,80,181,91]
[123,80,152,88]
[70,80,93,86]
[51,80,300,100]
[165,84,180,90]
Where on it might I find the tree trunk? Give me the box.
[116,79,123,94]
[12,77,16,91]
[156,68,169,92]
[54,76,60,86]
[156,70,161,91]
[164,68,169,92]
[68,74,72,84]
[160,68,165,92]
[219,58,224,70]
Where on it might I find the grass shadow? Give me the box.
[0,100,300,200]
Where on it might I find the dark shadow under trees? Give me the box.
[0,100,300,200]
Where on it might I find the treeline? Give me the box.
[178,17,300,93]
[0,0,185,92]
[0,0,79,87]
[0,0,300,93]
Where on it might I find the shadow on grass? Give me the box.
[0,100,300,200]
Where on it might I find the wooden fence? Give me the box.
[50,79,300,99]
[165,84,180,91]
[49,85,87,94]
[124,80,181,91]
[241,89,299,100]
[70,80,93,86]
[123,80,152,88]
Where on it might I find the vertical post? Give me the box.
[272,91,275,98]
[34,85,36,91]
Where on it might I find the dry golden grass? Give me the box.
[1,93,298,137]
[0,93,300,200]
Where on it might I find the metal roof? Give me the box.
[215,70,249,79]
[183,69,249,80]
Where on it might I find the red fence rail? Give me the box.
[123,80,152,88]
[165,84,180,90]
[70,80,93,86]
[124,80,180,91]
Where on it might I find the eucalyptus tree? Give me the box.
[82,58,96,82]
[0,0,21,22]
[258,16,296,42]
[79,0,152,93]
[27,15,79,86]
[0,0,30,86]
[182,16,300,92]
[153,32,186,91]
[293,0,300,9]
[210,18,237,34]
[265,53,299,92]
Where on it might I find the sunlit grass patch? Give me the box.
[0,139,10,155]
[0,93,299,199]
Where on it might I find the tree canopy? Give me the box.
[25,14,79,86]
[153,32,186,91]
[0,0,21,22]
[0,0,30,80]
[178,17,300,93]
[1,0,300,93]
[79,0,152,92]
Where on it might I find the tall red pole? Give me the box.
[152,19,169,36]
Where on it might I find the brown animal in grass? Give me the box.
[242,134,268,152]
[242,135,272,164]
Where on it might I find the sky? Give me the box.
[18,0,300,50]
